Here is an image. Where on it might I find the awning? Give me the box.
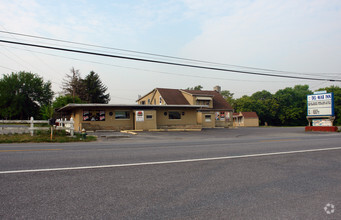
[196,97,212,101]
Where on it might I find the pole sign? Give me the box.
[307,92,334,116]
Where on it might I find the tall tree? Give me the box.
[62,67,86,101]
[0,71,53,119]
[83,71,110,103]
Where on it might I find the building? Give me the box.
[137,87,234,128]
[57,86,234,132]
[57,104,203,132]
[233,112,259,127]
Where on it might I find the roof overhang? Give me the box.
[57,104,208,112]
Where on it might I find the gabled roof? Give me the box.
[241,112,258,118]
[233,112,258,118]
[157,88,189,105]
[182,90,233,110]
[137,87,233,111]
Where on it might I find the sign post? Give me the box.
[306,92,337,132]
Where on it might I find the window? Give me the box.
[148,99,150,104]
[159,96,162,105]
[141,101,145,105]
[83,110,105,121]
[168,112,181,120]
[154,99,156,105]
[205,115,211,122]
[146,115,153,119]
[115,111,130,119]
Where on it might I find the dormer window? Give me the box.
[195,97,212,106]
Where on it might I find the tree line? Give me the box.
[0,68,110,120]
[192,84,341,126]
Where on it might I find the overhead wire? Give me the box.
[0,39,339,82]
[3,44,304,83]
[0,26,65,85]
[0,30,339,78]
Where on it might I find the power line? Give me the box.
[0,65,17,71]
[3,44,303,83]
[0,30,339,77]
[0,39,339,82]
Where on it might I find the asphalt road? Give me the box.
[0,127,340,219]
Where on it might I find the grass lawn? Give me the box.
[0,130,96,143]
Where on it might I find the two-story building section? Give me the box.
[137,87,234,128]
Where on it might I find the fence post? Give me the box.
[30,117,34,136]
[70,117,74,137]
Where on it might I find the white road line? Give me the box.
[1,146,341,174]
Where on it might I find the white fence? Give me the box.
[0,117,74,136]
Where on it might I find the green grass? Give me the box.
[0,130,96,143]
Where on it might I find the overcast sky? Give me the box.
[0,0,340,103]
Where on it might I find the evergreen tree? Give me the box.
[83,71,110,103]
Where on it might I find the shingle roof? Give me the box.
[241,112,258,118]
[157,88,189,105]
[182,90,233,110]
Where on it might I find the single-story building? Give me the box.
[233,112,259,127]
[57,104,204,132]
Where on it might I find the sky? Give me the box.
[0,0,340,104]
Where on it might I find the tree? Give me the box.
[62,68,110,103]
[221,90,234,105]
[316,85,341,125]
[233,85,312,126]
[53,95,83,110]
[40,95,83,119]
[273,85,311,126]
[62,67,86,101]
[187,85,203,90]
[83,71,110,103]
[0,71,53,119]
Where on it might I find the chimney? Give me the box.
[214,85,221,93]
[138,95,141,99]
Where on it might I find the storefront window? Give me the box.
[83,110,105,121]
[115,111,130,119]
[168,112,181,119]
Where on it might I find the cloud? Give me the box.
[181,0,341,73]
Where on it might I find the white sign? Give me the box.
[136,111,144,122]
[307,93,334,116]
[312,119,332,126]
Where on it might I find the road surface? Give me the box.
[0,127,340,219]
